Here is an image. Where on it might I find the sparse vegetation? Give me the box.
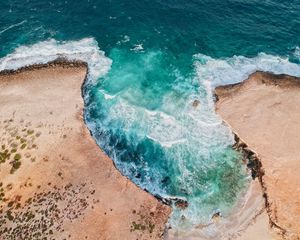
[0,119,39,174]
[20,143,27,149]
[130,208,156,234]
[27,129,34,135]
[10,148,17,153]
[12,161,21,170]
[14,153,21,161]
[0,182,97,239]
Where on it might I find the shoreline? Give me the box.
[215,71,300,239]
[168,179,270,240]
[0,59,88,76]
[167,134,274,240]
[0,61,171,239]
[0,59,186,209]
[1,60,296,239]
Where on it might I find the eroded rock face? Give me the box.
[215,71,300,240]
[0,62,171,240]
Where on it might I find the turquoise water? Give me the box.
[1,0,300,231]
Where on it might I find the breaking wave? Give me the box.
[0,37,112,81]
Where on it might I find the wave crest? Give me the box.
[0,38,112,82]
[194,52,300,87]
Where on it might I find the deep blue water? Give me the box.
[1,0,300,57]
[1,0,300,231]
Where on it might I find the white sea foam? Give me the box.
[194,52,300,87]
[147,135,187,148]
[116,35,131,45]
[0,38,112,82]
[144,109,158,116]
[294,47,300,59]
[131,44,144,52]
[99,89,116,100]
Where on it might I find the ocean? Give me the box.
[1,0,300,231]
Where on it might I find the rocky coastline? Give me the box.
[215,71,300,240]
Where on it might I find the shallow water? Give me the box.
[1,0,300,231]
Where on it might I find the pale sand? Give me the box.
[168,179,274,240]
[215,71,300,240]
[237,211,273,240]
[0,62,171,240]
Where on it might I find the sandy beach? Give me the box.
[0,62,171,240]
[215,71,300,240]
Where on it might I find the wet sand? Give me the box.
[215,71,300,240]
[0,62,171,240]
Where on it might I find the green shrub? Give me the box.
[14,154,21,161]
